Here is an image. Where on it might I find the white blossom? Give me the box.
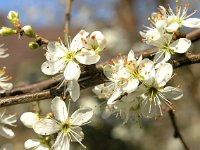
[146,5,200,33]
[75,31,106,65]
[33,97,93,150]
[137,63,183,118]
[41,30,105,101]
[24,138,50,150]
[41,30,88,101]
[151,34,191,63]
[20,112,39,128]
[0,44,9,58]
[0,109,17,139]
[103,93,141,124]
[0,68,13,94]
[102,50,154,104]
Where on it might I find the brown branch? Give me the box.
[171,53,200,68]
[0,53,199,108]
[64,0,72,44]
[168,110,190,150]
[0,70,105,107]
[8,78,59,96]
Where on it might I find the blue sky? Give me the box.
[0,0,116,28]
[0,0,200,29]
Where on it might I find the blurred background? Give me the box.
[0,0,200,149]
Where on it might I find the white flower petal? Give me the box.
[91,31,106,51]
[122,79,139,93]
[20,112,39,128]
[170,38,191,53]
[47,42,66,52]
[70,127,84,142]
[156,63,173,87]
[46,42,66,61]
[33,119,60,135]
[0,82,13,92]
[153,51,165,63]
[161,86,183,100]
[107,88,122,104]
[155,20,167,29]
[71,107,93,126]
[166,22,179,32]
[36,145,50,150]
[127,50,136,62]
[64,61,81,80]
[70,30,89,51]
[68,80,80,102]
[142,98,160,118]
[139,58,155,79]
[0,126,15,139]
[41,61,65,75]
[54,133,70,150]
[51,97,68,122]
[75,49,100,65]
[182,18,200,28]
[24,139,40,149]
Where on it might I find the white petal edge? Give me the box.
[68,80,80,102]
[182,18,200,28]
[166,22,179,32]
[156,63,173,87]
[24,139,40,149]
[20,112,39,128]
[51,97,68,122]
[170,38,191,53]
[33,119,60,135]
[71,107,93,126]
[75,49,100,65]
[41,61,64,75]
[161,86,183,100]
[0,126,15,139]
[107,88,122,104]
[64,61,81,80]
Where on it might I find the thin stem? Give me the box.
[168,110,190,150]
[64,0,72,44]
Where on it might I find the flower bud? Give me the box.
[7,11,19,24]
[0,27,17,36]
[22,25,36,38]
[28,42,40,49]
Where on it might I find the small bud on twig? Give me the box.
[0,27,17,36]
[7,11,19,24]
[28,42,40,49]
[22,25,36,38]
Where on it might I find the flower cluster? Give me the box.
[41,30,106,101]
[21,97,93,150]
[140,3,200,63]
[93,50,183,121]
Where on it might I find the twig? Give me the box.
[0,71,105,107]
[171,53,200,68]
[168,110,190,150]
[64,0,72,44]
[0,53,199,108]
